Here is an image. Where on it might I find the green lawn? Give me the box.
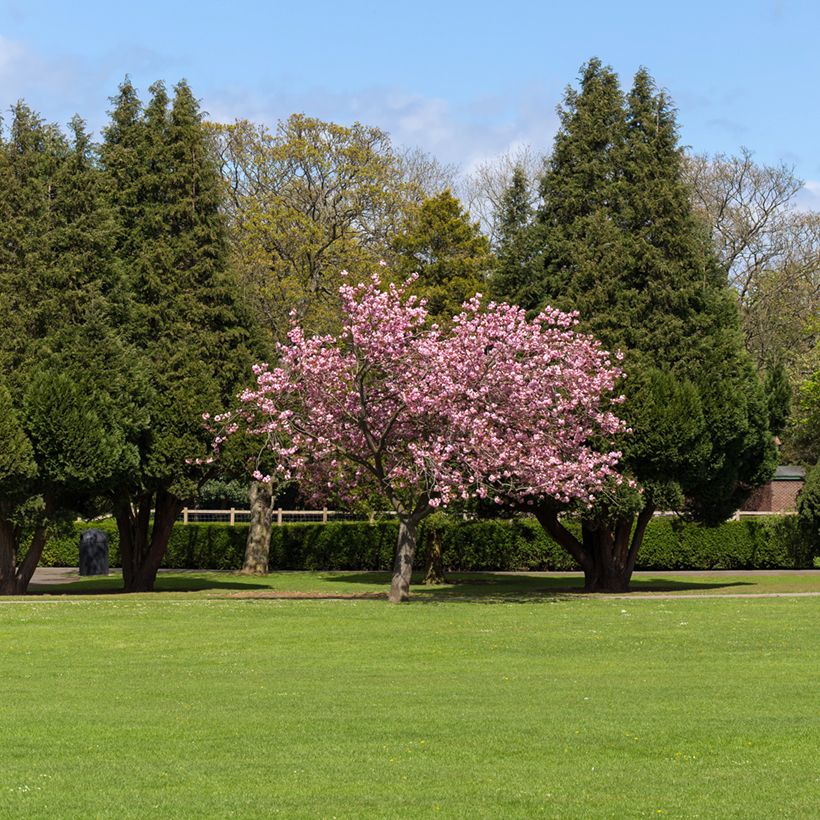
[1,574,818,817]
[24,567,820,598]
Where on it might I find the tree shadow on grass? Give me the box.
[322,571,754,603]
[26,572,272,595]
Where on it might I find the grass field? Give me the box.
[2,571,818,817]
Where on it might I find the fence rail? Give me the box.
[178,508,398,525]
[177,508,794,526]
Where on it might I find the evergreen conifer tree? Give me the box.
[393,189,491,319]
[0,106,136,593]
[101,79,254,592]
[490,165,536,304]
[497,60,775,591]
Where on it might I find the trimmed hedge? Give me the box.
[40,514,814,571]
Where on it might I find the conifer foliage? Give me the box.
[492,60,775,591]
[100,79,254,592]
[0,104,135,593]
[0,79,253,594]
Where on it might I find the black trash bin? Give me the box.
[79,528,109,576]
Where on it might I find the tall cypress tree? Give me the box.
[0,106,137,593]
[101,79,254,592]
[497,60,775,591]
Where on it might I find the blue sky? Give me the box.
[2,0,819,207]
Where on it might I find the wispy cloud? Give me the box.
[204,82,559,175]
[0,35,86,109]
[0,35,175,132]
[796,180,820,211]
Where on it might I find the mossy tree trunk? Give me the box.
[242,480,272,574]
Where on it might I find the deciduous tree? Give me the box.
[684,149,820,372]
[231,273,624,602]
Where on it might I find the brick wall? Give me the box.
[741,480,804,512]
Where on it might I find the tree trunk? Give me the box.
[116,488,183,592]
[0,517,20,595]
[423,522,446,585]
[389,507,431,603]
[242,480,272,574]
[0,513,49,596]
[535,503,655,593]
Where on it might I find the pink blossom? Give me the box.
[233,272,624,517]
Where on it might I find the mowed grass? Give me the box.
[24,567,820,599]
[1,577,818,817]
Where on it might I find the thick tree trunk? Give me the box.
[242,480,272,575]
[0,513,49,596]
[423,522,446,585]
[389,507,431,603]
[535,503,655,593]
[116,488,183,592]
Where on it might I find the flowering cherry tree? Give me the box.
[235,272,624,602]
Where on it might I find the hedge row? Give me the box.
[40,514,814,571]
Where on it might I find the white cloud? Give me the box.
[204,82,559,176]
[795,180,820,212]
[0,35,174,134]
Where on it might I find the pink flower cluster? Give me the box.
[235,273,625,516]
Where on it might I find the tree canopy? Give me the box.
[98,78,255,591]
[232,272,623,601]
[393,189,492,319]
[490,59,776,590]
[0,103,137,593]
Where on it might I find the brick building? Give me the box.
[740,465,806,512]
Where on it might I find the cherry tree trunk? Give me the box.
[242,480,272,575]
[116,488,183,592]
[389,506,435,602]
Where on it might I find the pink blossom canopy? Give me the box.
[234,273,625,516]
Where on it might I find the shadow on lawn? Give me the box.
[322,571,754,602]
[27,574,272,595]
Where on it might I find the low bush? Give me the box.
[40,514,815,571]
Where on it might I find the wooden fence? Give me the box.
[178,508,397,526]
[177,508,791,526]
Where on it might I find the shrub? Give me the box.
[38,514,814,571]
[797,462,820,561]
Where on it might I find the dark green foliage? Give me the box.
[99,78,257,591]
[0,382,37,498]
[0,103,136,592]
[635,516,808,570]
[764,361,792,437]
[796,462,820,557]
[41,515,813,571]
[102,79,254,497]
[195,479,251,510]
[489,59,775,589]
[534,62,774,513]
[393,189,492,319]
[491,165,538,304]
